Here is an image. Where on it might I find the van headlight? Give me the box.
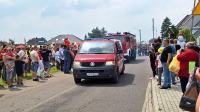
[105,61,115,65]
[73,61,81,67]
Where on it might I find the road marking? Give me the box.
[23,85,77,112]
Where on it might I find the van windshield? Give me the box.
[79,41,114,54]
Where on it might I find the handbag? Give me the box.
[179,68,199,111]
[169,55,180,74]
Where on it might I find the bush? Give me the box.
[180,28,196,42]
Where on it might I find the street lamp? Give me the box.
[152,18,155,40]
[139,29,142,45]
[132,28,142,43]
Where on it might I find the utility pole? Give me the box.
[156,29,158,38]
[152,18,155,40]
[191,0,197,41]
[24,38,26,45]
[139,29,142,45]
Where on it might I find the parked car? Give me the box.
[73,39,125,84]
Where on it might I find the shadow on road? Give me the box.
[79,73,135,87]
[0,94,4,98]
[0,87,6,90]
[126,59,145,65]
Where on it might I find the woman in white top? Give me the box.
[54,48,61,70]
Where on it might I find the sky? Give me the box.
[0,0,195,43]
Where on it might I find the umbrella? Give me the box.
[16,44,25,49]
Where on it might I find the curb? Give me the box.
[142,79,154,112]
[143,79,185,112]
[141,81,148,112]
[151,79,159,112]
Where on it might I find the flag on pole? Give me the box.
[192,1,200,15]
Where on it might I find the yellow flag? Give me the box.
[193,1,200,15]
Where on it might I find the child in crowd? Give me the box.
[157,47,164,85]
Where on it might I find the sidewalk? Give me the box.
[0,72,71,96]
[143,79,188,112]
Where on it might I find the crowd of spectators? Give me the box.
[0,38,79,90]
[148,31,200,111]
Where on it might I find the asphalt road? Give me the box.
[30,57,151,112]
[0,57,151,112]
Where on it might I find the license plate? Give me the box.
[87,73,99,76]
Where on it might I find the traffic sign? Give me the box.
[193,1,200,15]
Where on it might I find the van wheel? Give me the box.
[112,69,119,83]
[74,78,81,84]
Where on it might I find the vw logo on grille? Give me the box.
[90,62,95,67]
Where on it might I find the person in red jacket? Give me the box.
[177,42,199,93]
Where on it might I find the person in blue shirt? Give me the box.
[169,39,177,85]
[63,46,71,74]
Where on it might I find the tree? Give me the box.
[101,27,107,37]
[180,28,196,42]
[161,17,172,38]
[9,38,15,45]
[168,25,179,39]
[88,27,107,38]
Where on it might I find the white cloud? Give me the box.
[0,0,195,43]
[0,0,15,5]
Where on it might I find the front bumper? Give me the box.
[73,65,115,79]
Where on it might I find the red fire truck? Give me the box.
[106,32,137,62]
